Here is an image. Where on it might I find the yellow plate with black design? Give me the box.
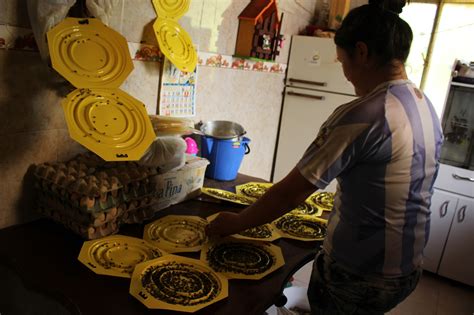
[289,201,323,217]
[47,17,133,88]
[272,214,327,242]
[201,188,256,206]
[62,88,156,161]
[153,18,197,73]
[206,213,282,242]
[306,191,335,212]
[235,182,273,199]
[78,235,167,278]
[152,0,190,20]
[143,215,208,253]
[200,238,285,280]
[130,254,228,312]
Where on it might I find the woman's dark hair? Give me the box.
[334,0,413,66]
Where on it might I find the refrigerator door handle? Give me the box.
[288,78,327,87]
[287,91,325,100]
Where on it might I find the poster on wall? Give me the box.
[158,57,197,117]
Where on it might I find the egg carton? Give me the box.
[119,196,160,224]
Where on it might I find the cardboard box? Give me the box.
[150,155,209,211]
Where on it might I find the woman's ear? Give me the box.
[354,41,369,65]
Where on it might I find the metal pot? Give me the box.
[199,120,246,140]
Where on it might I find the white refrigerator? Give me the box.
[272,36,357,191]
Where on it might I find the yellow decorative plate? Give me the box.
[78,235,167,278]
[153,18,197,73]
[201,188,256,206]
[143,215,208,253]
[47,18,133,88]
[272,214,327,242]
[207,213,282,242]
[152,0,190,20]
[235,182,273,199]
[200,238,285,280]
[289,201,323,217]
[62,88,156,161]
[130,255,228,312]
[306,192,335,212]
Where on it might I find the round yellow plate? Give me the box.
[206,213,282,242]
[143,215,208,253]
[152,0,190,19]
[306,192,335,212]
[272,214,327,242]
[130,254,228,312]
[200,238,285,280]
[78,235,167,278]
[47,18,133,88]
[153,18,197,73]
[235,182,273,199]
[62,88,156,161]
[201,187,256,206]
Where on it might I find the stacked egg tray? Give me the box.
[34,152,160,239]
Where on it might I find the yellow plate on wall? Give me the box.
[200,238,285,280]
[47,18,133,88]
[144,215,208,253]
[201,188,256,205]
[130,255,228,312]
[207,213,282,242]
[272,214,327,242]
[78,235,167,278]
[152,0,191,19]
[62,88,156,161]
[235,182,273,199]
[153,18,197,73]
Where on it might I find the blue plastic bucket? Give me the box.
[201,136,251,181]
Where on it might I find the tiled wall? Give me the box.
[0,0,317,229]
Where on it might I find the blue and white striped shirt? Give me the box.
[297,80,443,276]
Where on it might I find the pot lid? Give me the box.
[47,18,133,88]
[62,88,156,161]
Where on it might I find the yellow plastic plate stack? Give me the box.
[151,0,197,73]
[47,18,156,161]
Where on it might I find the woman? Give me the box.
[207,0,443,313]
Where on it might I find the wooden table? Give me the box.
[0,174,320,315]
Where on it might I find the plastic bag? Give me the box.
[138,136,187,173]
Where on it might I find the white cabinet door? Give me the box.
[273,87,355,191]
[286,36,355,95]
[423,189,458,273]
[433,164,474,198]
[438,195,474,286]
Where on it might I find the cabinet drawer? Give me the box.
[434,164,473,197]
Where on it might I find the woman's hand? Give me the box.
[206,212,242,237]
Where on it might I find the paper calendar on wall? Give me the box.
[158,57,197,117]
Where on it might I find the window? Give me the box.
[400,1,474,117]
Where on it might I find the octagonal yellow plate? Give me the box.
[130,255,228,312]
[201,187,256,206]
[47,18,133,88]
[152,0,190,20]
[306,191,335,212]
[235,182,273,199]
[153,18,197,73]
[206,213,282,242]
[272,214,327,242]
[289,201,323,217]
[78,235,167,278]
[200,238,285,280]
[143,215,208,253]
[62,88,156,161]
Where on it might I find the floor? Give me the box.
[266,261,474,315]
